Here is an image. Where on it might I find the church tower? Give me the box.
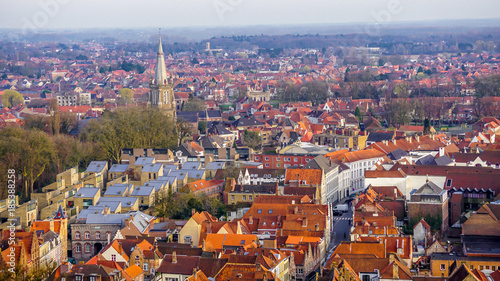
[148,34,176,121]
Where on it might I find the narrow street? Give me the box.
[325,203,354,265]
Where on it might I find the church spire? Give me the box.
[155,30,168,85]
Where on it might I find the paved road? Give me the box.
[324,205,354,264]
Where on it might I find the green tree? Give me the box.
[423,118,431,135]
[182,97,205,111]
[354,106,362,122]
[394,82,410,98]
[81,107,177,163]
[99,66,106,73]
[385,99,411,127]
[2,89,24,108]
[192,57,200,65]
[118,88,134,104]
[242,130,261,150]
[474,74,500,97]
[47,99,60,135]
[198,121,207,134]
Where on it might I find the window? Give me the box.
[441,264,446,271]
[268,209,273,214]
[249,195,252,201]
[90,277,96,281]
[277,164,281,168]
[85,244,91,253]
[294,158,298,162]
[144,263,149,271]
[446,179,452,187]
[111,254,116,261]
[84,232,90,240]
[258,209,262,214]
[255,156,259,161]
[231,195,235,201]
[470,265,474,270]
[485,266,490,270]
[184,236,192,244]
[243,195,247,201]
[95,232,101,240]
[75,276,82,281]
[75,232,81,240]
[492,266,496,271]
[135,255,139,260]
[265,157,269,161]
[297,268,303,274]
[265,163,269,168]
[362,275,370,281]
[75,243,81,253]
[480,266,484,270]
[276,157,280,161]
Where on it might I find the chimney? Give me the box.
[207,221,212,233]
[50,220,54,232]
[389,252,394,263]
[392,263,399,279]
[392,139,397,145]
[192,209,196,216]
[249,215,253,224]
[172,251,177,263]
[302,217,308,227]
[294,206,298,214]
[315,224,319,231]
[439,147,445,157]
[107,232,111,245]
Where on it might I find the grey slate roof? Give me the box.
[206,162,225,170]
[182,162,202,170]
[74,188,100,198]
[415,154,436,166]
[367,132,394,143]
[387,148,409,161]
[163,164,179,171]
[143,181,167,192]
[130,185,155,196]
[96,197,138,209]
[155,177,178,186]
[85,161,107,173]
[135,157,155,166]
[141,163,163,173]
[109,164,129,173]
[303,155,338,173]
[434,155,453,166]
[104,184,132,196]
[167,171,188,180]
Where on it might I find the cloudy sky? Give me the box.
[1,0,499,30]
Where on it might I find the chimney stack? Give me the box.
[249,215,253,224]
[392,263,399,279]
[302,217,308,227]
[172,251,177,263]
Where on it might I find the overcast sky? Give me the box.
[2,0,499,30]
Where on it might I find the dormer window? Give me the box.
[446,179,452,187]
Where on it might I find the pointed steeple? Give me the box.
[54,204,67,219]
[155,31,168,85]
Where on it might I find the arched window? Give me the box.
[84,232,90,240]
[85,243,91,253]
[75,232,81,240]
[75,243,81,253]
[95,232,101,240]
